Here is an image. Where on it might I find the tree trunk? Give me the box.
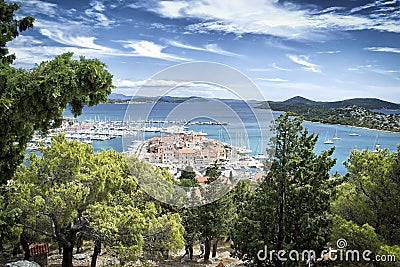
[188,243,193,260]
[204,238,211,260]
[20,235,30,260]
[62,244,74,267]
[61,225,78,267]
[91,239,101,267]
[12,243,22,256]
[76,235,83,254]
[212,240,218,258]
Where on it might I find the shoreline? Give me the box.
[303,120,400,134]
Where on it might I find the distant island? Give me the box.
[107,94,213,104]
[107,94,400,133]
[259,96,400,132]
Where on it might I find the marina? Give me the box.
[26,118,227,150]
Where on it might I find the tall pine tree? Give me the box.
[232,113,341,266]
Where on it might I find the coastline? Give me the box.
[303,120,400,135]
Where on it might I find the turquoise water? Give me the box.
[64,103,400,175]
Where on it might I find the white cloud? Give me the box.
[113,79,240,99]
[12,0,58,17]
[120,40,188,61]
[90,0,106,12]
[248,63,292,72]
[114,79,186,88]
[168,41,241,57]
[350,1,379,13]
[272,63,291,71]
[287,55,321,73]
[364,47,400,53]
[84,0,115,28]
[150,0,400,39]
[346,64,400,80]
[168,41,207,51]
[37,21,112,52]
[155,1,189,18]
[204,44,241,57]
[256,78,289,82]
[316,50,341,54]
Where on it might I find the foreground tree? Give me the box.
[341,147,400,245]
[232,113,341,267]
[332,146,400,262]
[10,136,183,267]
[0,0,114,185]
[179,162,235,261]
[0,0,34,65]
[0,52,113,185]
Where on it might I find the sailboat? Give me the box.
[349,128,359,136]
[373,133,381,153]
[323,132,334,144]
[332,128,341,141]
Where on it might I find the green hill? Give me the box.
[263,96,400,110]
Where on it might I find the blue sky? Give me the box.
[7,0,400,102]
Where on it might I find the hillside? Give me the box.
[265,96,400,110]
[258,96,400,132]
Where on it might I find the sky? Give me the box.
[6,0,400,102]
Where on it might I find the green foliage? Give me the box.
[331,145,400,266]
[0,0,34,66]
[336,147,400,245]
[231,113,340,266]
[332,214,383,253]
[0,52,114,185]
[178,161,235,260]
[178,166,199,187]
[0,192,21,250]
[331,215,400,266]
[0,0,114,186]
[9,136,183,266]
[379,245,400,267]
[205,161,222,183]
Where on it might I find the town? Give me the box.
[127,131,265,184]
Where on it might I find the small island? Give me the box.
[258,96,400,133]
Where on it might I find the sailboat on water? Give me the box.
[373,133,381,153]
[323,132,334,144]
[349,128,360,136]
[332,128,341,141]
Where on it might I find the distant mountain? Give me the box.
[281,96,317,106]
[107,94,400,110]
[267,96,400,110]
[108,93,132,101]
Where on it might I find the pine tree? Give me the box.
[232,113,340,266]
[9,136,184,267]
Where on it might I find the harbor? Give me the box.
[125,131,265,183]
[27,116,266,182]
[26,117,230,150]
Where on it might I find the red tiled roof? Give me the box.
[196,175,208,183]
[178,148,196,154]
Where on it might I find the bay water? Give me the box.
[63,103,400,175]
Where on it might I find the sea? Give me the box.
[63,103,400,175]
